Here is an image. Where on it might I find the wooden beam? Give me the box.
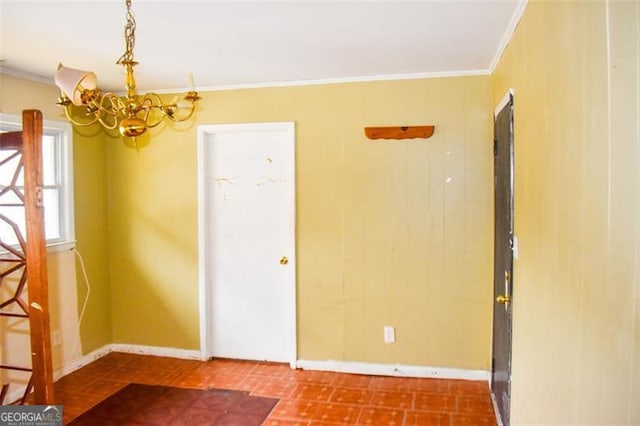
[364,125,435,140]
[22,109,55,405]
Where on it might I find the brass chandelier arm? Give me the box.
[59,92,125,131]
[61,94,121,130]
[163,103,197,123]
[98,92,124,117]
[140,93,199,126]
[127,94,163,129]
[95,93,123,131]
[60,105,100,128]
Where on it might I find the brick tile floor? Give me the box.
[49,352,497,425]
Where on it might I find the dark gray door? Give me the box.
[491,94,514,426]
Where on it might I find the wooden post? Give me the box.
[21,109,55,404]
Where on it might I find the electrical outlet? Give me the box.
[52,330,61,346]
[383,326,395,344]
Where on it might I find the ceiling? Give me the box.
[0,0,526,93]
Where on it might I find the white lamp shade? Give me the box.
[54,65,97,106]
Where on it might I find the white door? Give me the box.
[198,122,296,365]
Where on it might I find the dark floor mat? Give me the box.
[68,383,278,425]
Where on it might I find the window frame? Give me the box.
[0,113,75,252]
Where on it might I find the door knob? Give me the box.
[496,294,511,304]
[279,256,288,265]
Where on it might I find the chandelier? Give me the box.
[54,0,200,143]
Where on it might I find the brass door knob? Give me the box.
[280,256,288,265]
[496,294,511,304]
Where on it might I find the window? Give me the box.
[0,113,74,251]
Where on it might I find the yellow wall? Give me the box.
[71,122,111,353]
[107,76,494,370]
[492,0,640,423]
[0,74,111,356]
[1,71,494,371]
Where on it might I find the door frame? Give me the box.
[491,89,514,426]
[197,122,297,367]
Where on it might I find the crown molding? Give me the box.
[1,65,493,96]
[489,0,529,72]
[0,66,55,86]
[152,68,492,94]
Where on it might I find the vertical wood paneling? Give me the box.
[492,0,640,423]
[108,76,493,370]
[626,2,640,423]
[605,2,639,422]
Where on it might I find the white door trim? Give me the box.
[197,122,297,367]
[494,88,515,118]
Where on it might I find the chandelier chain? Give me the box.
[117,0,136,65]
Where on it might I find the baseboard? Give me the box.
[6,349,489,403]
[3,343,201,404]
[3,346,109,405]
[54,343,201,377]
[490,392,505,426]
[295,359,491,381]
[108,343,202,360]
[54,345,112,380]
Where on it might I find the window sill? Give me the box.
[0,240,76,257]
[46,240,76,253]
